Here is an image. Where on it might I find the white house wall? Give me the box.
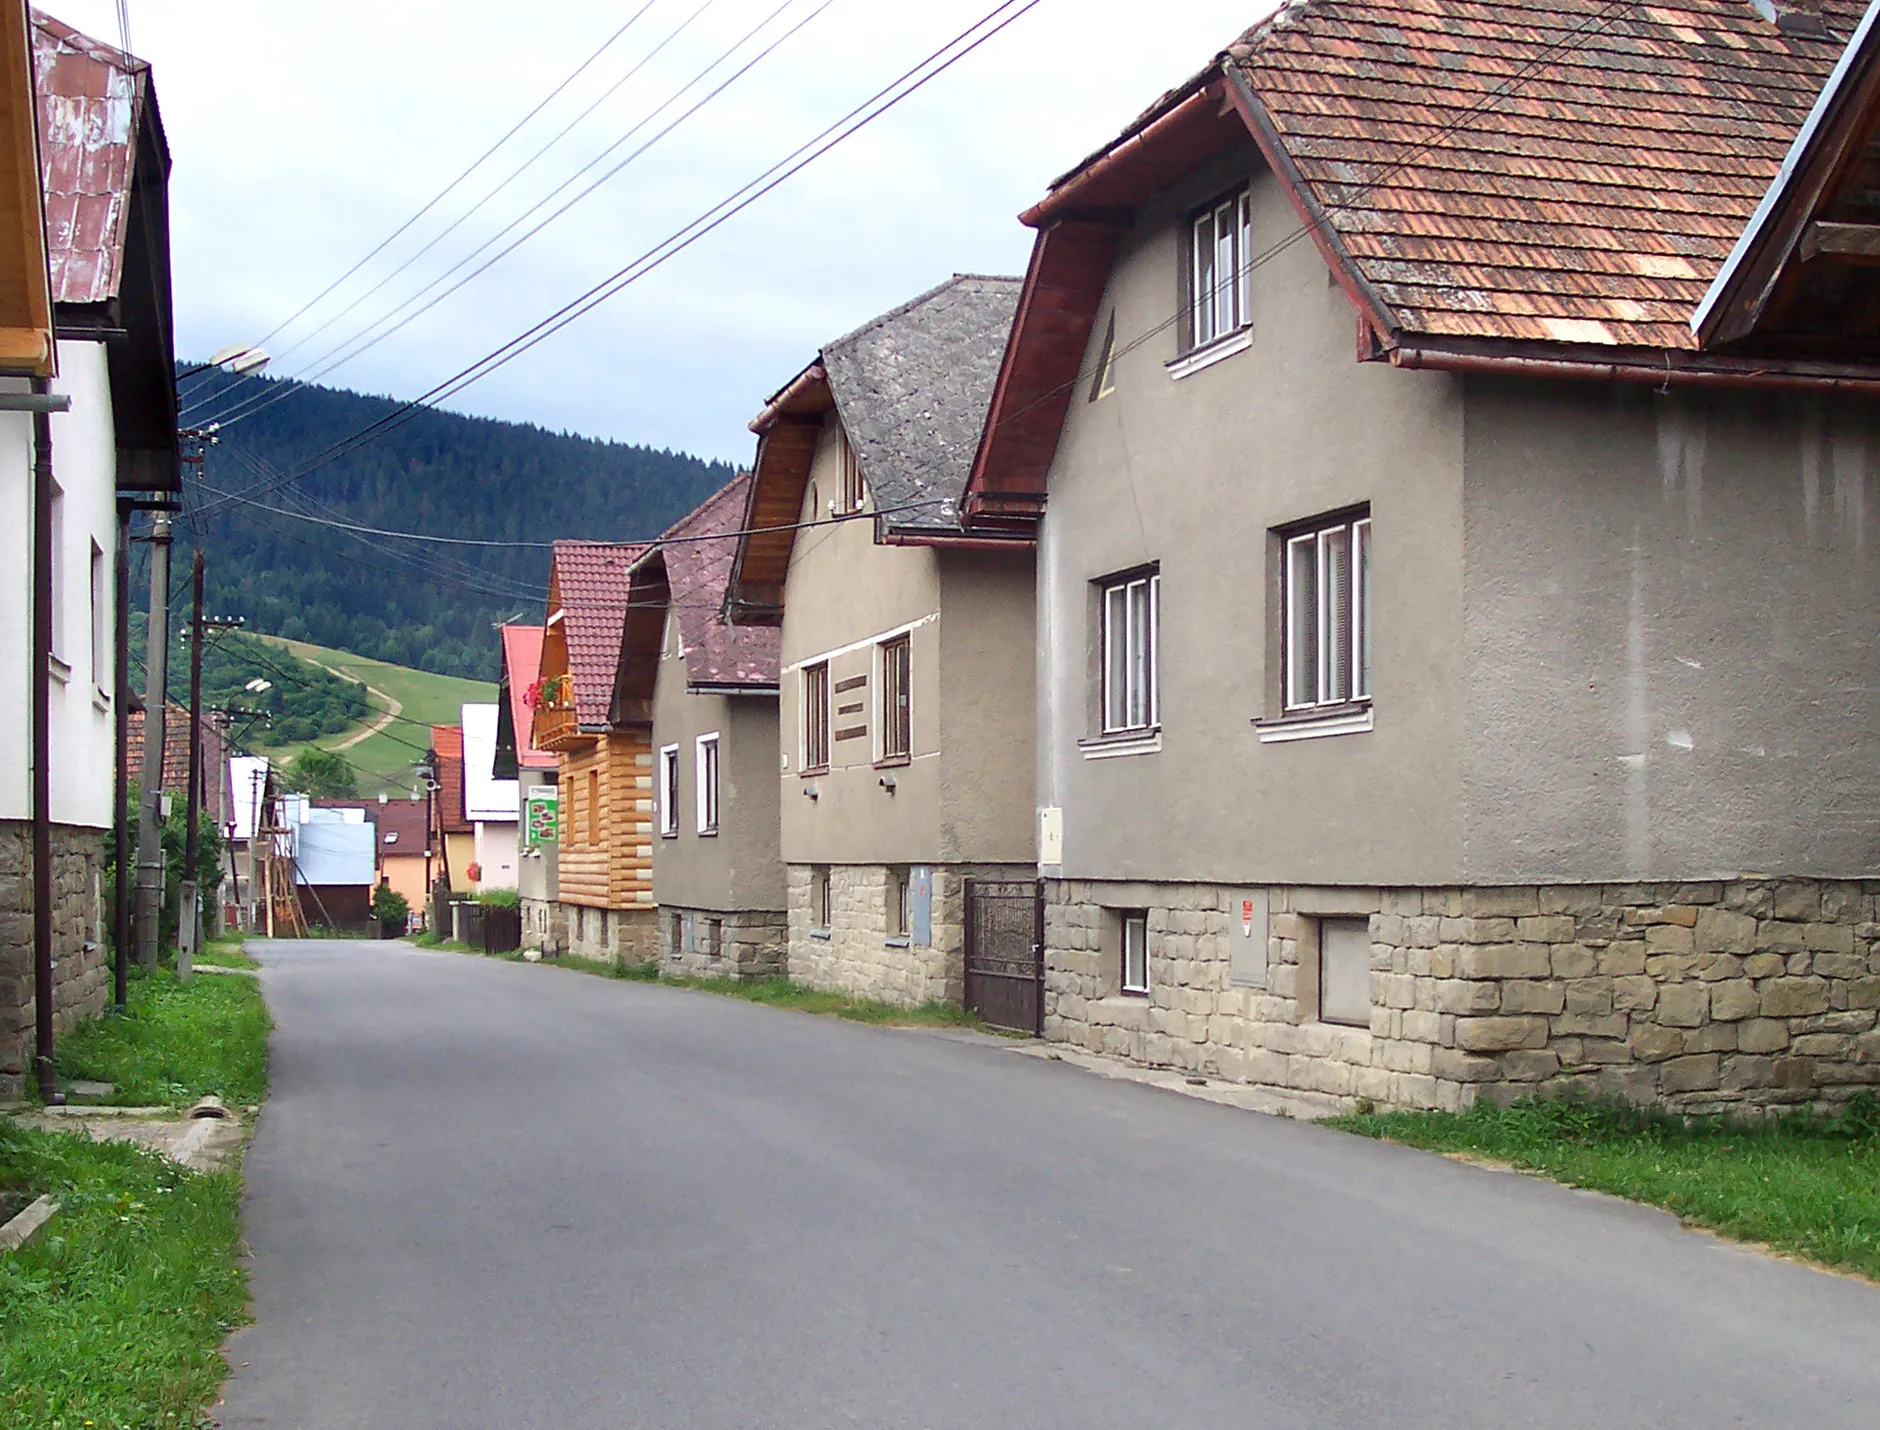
[0,339,118,830]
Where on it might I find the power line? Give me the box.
[193,0,837,434]
[191,0,1050,510]
[188,2,668,384]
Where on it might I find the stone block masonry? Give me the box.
[0,823,109,1100]
[560,904,657,967]
[659,907,788,981]
[1044,878,1880,1116]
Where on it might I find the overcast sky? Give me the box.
[44,1,1267,463]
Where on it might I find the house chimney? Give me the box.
[1750,0,1831,39]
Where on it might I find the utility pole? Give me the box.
[135,512,171,971]
[113,500,131,1011]
[30,380,61,1104]
[179,549,204,981]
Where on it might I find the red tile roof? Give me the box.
[552,541,647,728]
[127,702,230,826]
[431,724,471,834]
[499,624,555,770]
[317,797,431,854]
[1227,0,1864,352]
[31,9,151,307]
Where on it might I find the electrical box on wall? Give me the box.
[1039,807,1064,866]
[1228,889,1270,988]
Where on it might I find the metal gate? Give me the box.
[964,878,1045,1036]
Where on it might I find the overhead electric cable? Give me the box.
[183,2,666,389]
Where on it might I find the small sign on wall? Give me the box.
[1229,888,1270,988]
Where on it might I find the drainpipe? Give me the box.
[135,512,171,970]
[30,377,59,1104]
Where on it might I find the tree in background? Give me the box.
[285,748,358,800]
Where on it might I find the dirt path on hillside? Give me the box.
[292,650,404,752]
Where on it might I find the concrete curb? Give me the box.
[0,1195,57,1251]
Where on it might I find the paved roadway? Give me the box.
[217,939,1880,1429]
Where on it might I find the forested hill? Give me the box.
[180,370,735,680]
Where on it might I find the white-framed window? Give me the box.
[1121,911,1149,996]
[877,635,910,764]
[840,429,866,512]
[696,733,720,836]
[802,662,830,772]
[1100,568,1160,735]
[48,478,65,664]
[1089,312,1117,402]
[89,538,106,691]
[1283,509,1372,712]
[658,744,680,838]
[1189,189,1253,350]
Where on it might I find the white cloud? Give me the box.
[45,0,1267,461]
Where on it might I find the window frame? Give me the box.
[1089,311,1118,402]
[876,635,911,766]
[695,733,720,837]
[801,662,830,774]
[1281,508,1372,715]
[658,744,680,839]
[89,538,106,693]
[587,769,602,847]
[1187,188,1253,352]
[840,429,866,513]
[1121,911,1150,996]
[812,865,832,933]
[887,866,910,941]
[1099,567,1160,737]
[47,478,65,665]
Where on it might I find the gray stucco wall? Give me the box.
[778,417,1036,868]
[651,636,786,915]
[1039,144,1466,887]
[1463,379,1880,882]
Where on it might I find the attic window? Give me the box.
[384,833,399,845]
[839,430,866,513]
[1089,313,1118,403]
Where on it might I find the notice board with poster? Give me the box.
[524,787,560,848]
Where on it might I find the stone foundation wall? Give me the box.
[785,864,1025,1008]
[522,897,566,955]
[1045,878,1880,1115]
[0,823,109,1100]
[560,904,657,967]
[658,907,788,980]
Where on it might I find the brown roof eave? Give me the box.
[1389,336,1880,394]
[748,361,830,433]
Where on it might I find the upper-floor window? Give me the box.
[1283,509,1371,712]
[840,430,866,513]
[587,769,602,846]
[1089,313,1118,402]
[658,744,680,838]
[89,539,106,692]
[1100,568,1160,735]
[1189,189,1252,350]
[48,479,65,666]
[877,636,911,764]
[802,662,830,773]
[696,734,720,836]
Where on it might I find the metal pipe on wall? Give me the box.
[135,512,171,970]
[113,499,131,1011]
[29,377,58,1104]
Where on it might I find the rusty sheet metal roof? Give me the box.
[1226,0,1866,351]
[553,541,648,728]
[31,9,149,307]
[662,475,780,688]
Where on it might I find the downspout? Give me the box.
[30,377,59,1104]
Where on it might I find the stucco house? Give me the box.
[534,540,655,964]
[461,701,519,891]
[961,0,1880,1113]
[427,723,475,896]
[1,7,177,1097]
[495,623,561,952]
[614,475,785,978]
[724,276,1037,1013]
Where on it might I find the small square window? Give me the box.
[1099,569,1160,735]
[1121,910,1149,996]
[1318,917,1373,1028]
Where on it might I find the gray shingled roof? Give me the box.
[822,274,1021,534]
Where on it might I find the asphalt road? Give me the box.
[217,940,1880,1429]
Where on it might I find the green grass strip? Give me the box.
[55,967,271,1109]
[1332,1094,1880,1280]
[0,1124,248,1430]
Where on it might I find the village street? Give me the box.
[214,940,1880,1429]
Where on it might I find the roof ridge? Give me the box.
[824,273,1022,357]
[30,7,147,72]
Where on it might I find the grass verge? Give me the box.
[55,966,271,1109]
[546,958,991,1030]
[0,1122,247,1429]
[1331,1094,1880,1280]
[193,936,260,972]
